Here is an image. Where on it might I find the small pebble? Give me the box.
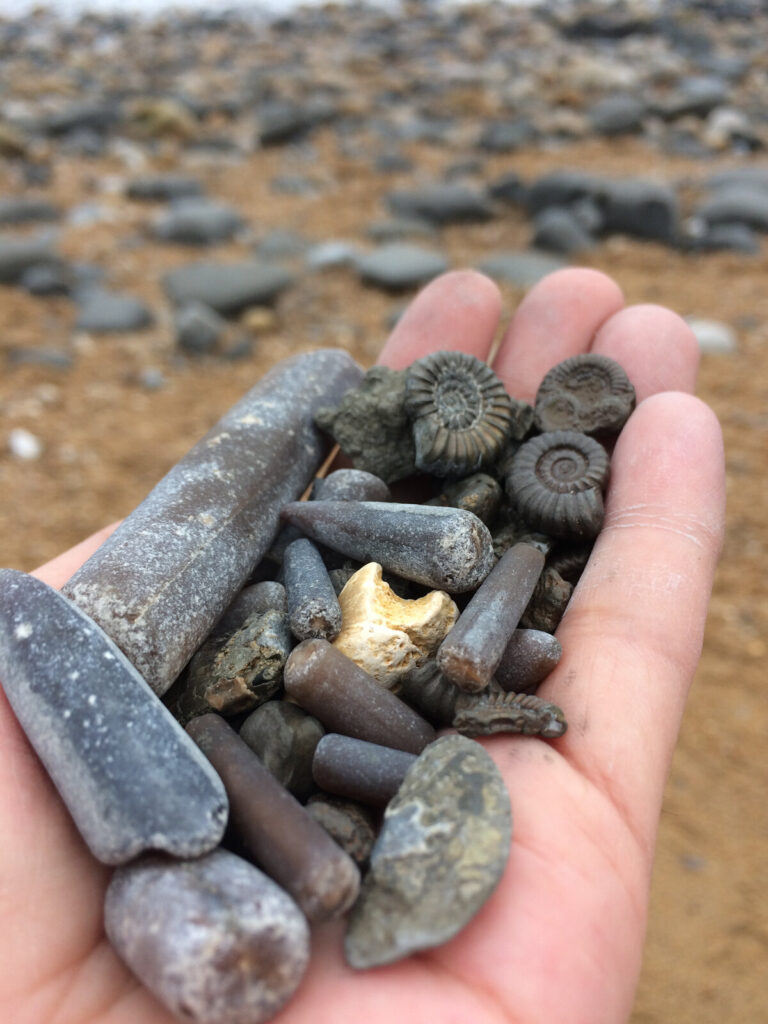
[8,427,43,460]
[306,795,378,867]
[495,629,562,694]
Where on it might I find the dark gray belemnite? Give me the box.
[284,639,436,754]
[310,468,392,503]
[280,500,495,592]
[0,570,227,865]
[495,629,562,694]
[437,543,546,693]
[239,700,325,802]
[313,734,417,807]
[62,349,363,696]
[187,713,359,923]
[105,849,310,1024]
[283,537,342,642]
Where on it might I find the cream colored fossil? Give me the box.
[334,562,458,689]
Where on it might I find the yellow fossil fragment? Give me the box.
[334,562,458,690]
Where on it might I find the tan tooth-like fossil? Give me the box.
[333,562,458,690]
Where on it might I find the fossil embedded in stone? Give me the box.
[507,429,609,539]
[333,562,458,689]
[534,353,635,435]
[345,734,511,969]
[521,566,573,634]
[404,350,515,476]
[314,365,416,483]
[426,472,502,524]
[453,690,567,739]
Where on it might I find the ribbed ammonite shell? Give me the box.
[507,429,609,539]
[404,351,514,477]
[534,353,635,435]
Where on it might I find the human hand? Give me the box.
[0,268,725,1024]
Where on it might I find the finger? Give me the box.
[377,269,502,369]
[492,268,624,402]
[542,392,725,846]
[591,303,700,401]
[31,521,121,590]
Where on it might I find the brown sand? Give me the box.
[1,134,766,1021]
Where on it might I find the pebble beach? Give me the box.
[0,1,766,1020]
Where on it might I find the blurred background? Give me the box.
[0,1,765,1019]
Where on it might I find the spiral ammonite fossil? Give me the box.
[533,353,635,435]
[507,429,609,539]
[404,351,514,477]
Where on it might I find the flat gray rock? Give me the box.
[532,207,595,254]
[345,734,511,968]
[600,179,679,243]
[0,570,228,865]
[0,232,61,284]
[174,301,228,354]
[162,261,295,315]
[685,316,738,354]
[478,250,568,287]
[106,849,309,1024]
[694,188,768,231]
[126,175,203,201]
[152,198,244,245]
[75,290,154,332]
[386,184,495,225]
[587,94,646,135]
[355,243,448,290]
[0,198,61,225]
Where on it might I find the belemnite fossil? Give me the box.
[0,347,637,1023]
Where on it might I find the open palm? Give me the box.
[0,268,724,1024]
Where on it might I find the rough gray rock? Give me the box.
[0,232,62,284]
[174,301,228,354]
[345,735,511,968]
[531,207,595,254]
[152,198,244,245]
[587,94,646,135]
[126,175,203,201]
[386,183,495,225]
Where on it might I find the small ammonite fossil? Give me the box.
[404,351,514,477]
[534,353,635,435]
[507,429,609,539]
[453,690,567,739]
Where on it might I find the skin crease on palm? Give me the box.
[0,268,724,1024]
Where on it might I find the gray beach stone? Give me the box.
[0,198,61,225]
[0,570,228,865]
[306,239,361,269]
[105,849,310,1024]
[531,207,595,254]
[685,316,738,354]
[0,232,61,284]
[126,174,203,201]
[386,184,495,225]
[477,118,536,152]
[478,250,568,287]
[345,734,511,968]
[62,350,362,695]
[694,188,768,231]
[152,198,244,245]
[19,262,71,295]
[587,94,646,135]
[600,180,679,243]
[355,243,448,290]
[525,170,603,215]
[75,290,154,332]
[163,261,295,315]
[174,301,228,354]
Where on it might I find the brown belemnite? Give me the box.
[507,429,609,539]
[404,350,514,477]
[534,353,636,435]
